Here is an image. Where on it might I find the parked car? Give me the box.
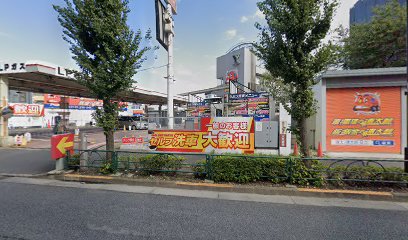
[118,116,148,130]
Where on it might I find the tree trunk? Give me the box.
[299,118,309,157]
[105,130,115,162]
[300,118,313,168]
[102,99,116,162]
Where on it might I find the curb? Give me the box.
[52,173,408,202]
[0,173,49,178]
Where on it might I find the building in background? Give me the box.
[350,0,406,25]
[7,93,146,128]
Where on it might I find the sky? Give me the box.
[0,0,358,95]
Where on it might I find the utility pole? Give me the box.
[405,20,408,172]
[165,4,174,129]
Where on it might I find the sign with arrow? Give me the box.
[51,133,74,160]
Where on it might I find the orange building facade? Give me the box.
[312,67,407,155]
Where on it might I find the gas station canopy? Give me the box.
[0,61,187,105]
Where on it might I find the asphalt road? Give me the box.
[0,149,53,175]
[0,180,407,240]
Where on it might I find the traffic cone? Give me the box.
[317,142,323,157]
[293,142,299,156]
[47,120,51,129]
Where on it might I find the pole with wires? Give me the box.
[165,4,174,129]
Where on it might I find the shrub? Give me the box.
[99,162,114,175]
[117,155,139,171]
[192,160,207,179]
[211,156,325,185]
[67,153,80,170]
[326,165,408,186]
[138,154,184,175]
[259,158,288,183]
[290,159,325,186]
[211,156,263,183]
[211,155,292,183]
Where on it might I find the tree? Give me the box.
[54,0,149,157]
[254,0,338,156]
[339,0,407,69]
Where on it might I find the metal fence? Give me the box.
[65,149,408,186]
[66,149,208,177]
[144,117,202,131]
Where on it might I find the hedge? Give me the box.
[114,154,184,175]
[208,156,407,186]
[210,155,325,185]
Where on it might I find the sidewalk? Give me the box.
[3,176,408,211]
[49,172,408,202]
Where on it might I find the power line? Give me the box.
[138,64,168,72]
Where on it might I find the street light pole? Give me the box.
[166,4,174,129]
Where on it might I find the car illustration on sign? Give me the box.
[353,92,380,114]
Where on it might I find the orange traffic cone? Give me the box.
[317,142,323,157]
[47,120,51,129]
[293,142,299,156]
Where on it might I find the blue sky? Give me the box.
[0,0,357,95]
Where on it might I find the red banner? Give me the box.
[122,137,144,145]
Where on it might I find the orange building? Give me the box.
[307,67,407,156]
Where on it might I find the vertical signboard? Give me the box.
[166,0,177,14]
[326,87,401,153]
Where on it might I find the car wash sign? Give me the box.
[150,117,255,154]
[326,87,401,153]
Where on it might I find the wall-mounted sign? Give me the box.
[228,92,270,121]
[122,137,144,145]
[0,62,25,73]
[226,69,239,82]
[326,87,401,153]
[186,102,210,117]
[44,94,103,110]
[9,103,44,117]
[150,117,255,154]
[280,134,287,147]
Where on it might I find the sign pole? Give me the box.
[55,158,65,171]
[166,4,174,130]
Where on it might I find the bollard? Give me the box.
[24,132,32,142]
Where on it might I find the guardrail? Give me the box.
[65,150,408,186]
